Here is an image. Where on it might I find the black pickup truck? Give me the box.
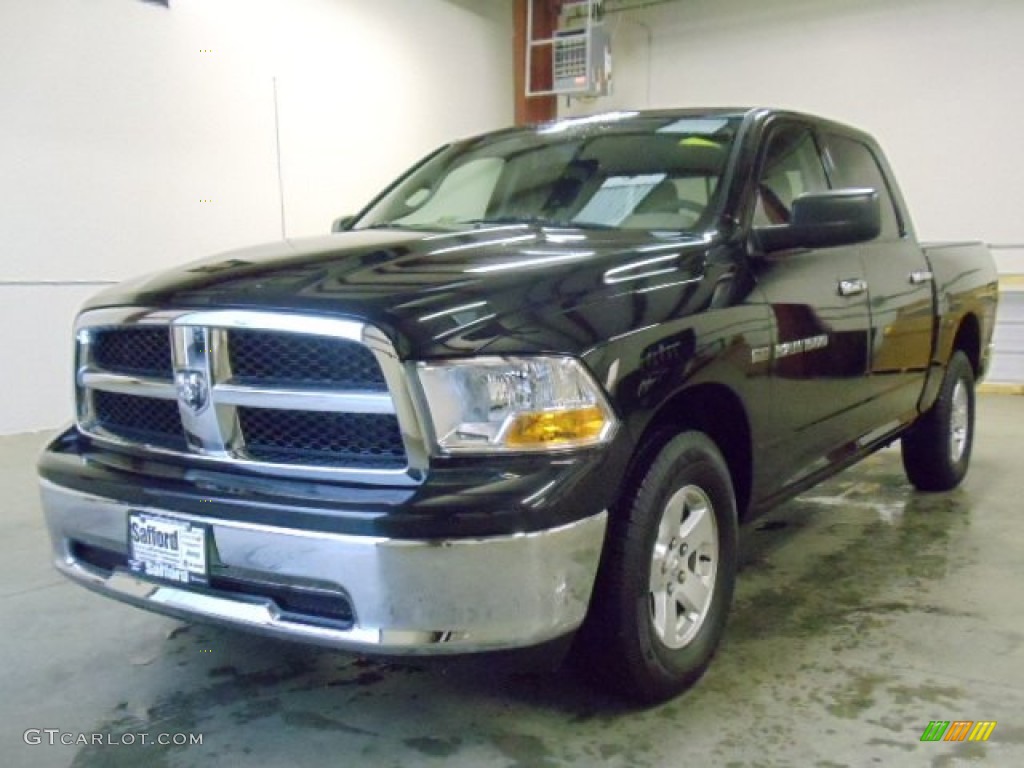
[39,108,998,703]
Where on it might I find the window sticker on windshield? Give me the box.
[657,118,729,135]
[574,174,667,226]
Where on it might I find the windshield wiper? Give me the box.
[460,216,615,230]
[361,222,420,230]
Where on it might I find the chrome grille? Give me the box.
[92,327,173,379]
[227,329,387,389]
[93,391,187,451]
[238,408,405,468]
[75,310,419,479]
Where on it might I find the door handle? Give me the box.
[838,278,867,297]
[909,270,934,285]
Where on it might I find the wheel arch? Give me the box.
[623,383,753,520]
[951,312,981,376]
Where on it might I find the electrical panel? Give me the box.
[526,0,611,98]
[553,25,610,95]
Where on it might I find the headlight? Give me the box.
[414,356,616,453]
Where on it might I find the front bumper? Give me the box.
[40,479,607,654]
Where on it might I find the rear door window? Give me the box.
[824,134,903,239]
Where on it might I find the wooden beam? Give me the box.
[513,0,557,126]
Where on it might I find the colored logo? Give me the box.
[920,721,996,742]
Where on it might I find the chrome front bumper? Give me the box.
[40,479,607,654]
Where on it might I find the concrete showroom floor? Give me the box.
[3,395,1023,768]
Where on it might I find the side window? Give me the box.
[825,134,901,239]
[753,124,829,227]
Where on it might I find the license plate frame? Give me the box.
[127,513,209,586]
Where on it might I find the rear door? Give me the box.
[822,132,934,425]
[748,120,874,490]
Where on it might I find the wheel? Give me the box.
[901,350,976,491]
[575,431,738,704]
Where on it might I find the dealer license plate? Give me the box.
[128,513,209,585]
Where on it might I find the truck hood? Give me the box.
[84,225,718,358]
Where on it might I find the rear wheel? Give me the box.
[576,431,738,704]
[901,350,976,491]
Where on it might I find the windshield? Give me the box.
[353,114,741,233]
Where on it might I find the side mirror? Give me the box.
[755,189,880,253]
[331,215,356,232]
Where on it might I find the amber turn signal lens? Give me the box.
[504,406,607,447]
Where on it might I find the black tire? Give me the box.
[901,350,976,492]
[575,431,738,704]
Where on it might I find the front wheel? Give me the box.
[901,350,976,491]
[576,431,738,704]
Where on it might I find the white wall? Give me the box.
[564,0,1024,250]
[561,0,1024,383]
[0,0,512,434]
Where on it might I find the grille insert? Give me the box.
[239,407,405,468]
[92,327,173,379]
[228,329,387,390]
[69,542,354,628]
[77,312,410,475]
[70,541,125,575]
[93,391,186,451]
[213,576,354,627]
